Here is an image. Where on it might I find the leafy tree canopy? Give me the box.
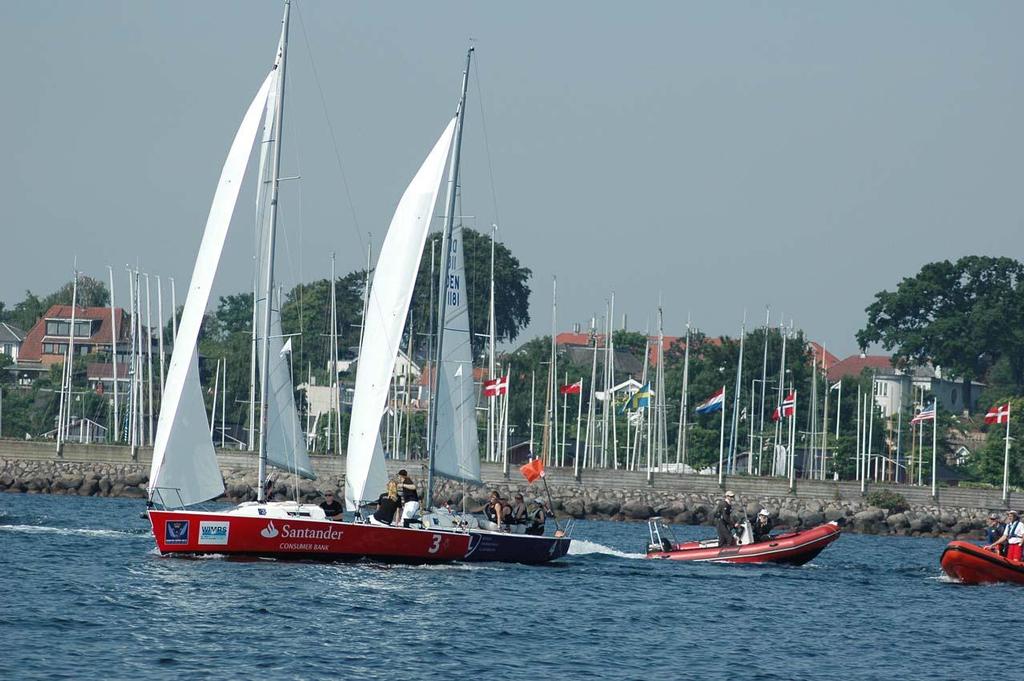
[857,256,1024,397]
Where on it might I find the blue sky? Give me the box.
[2,1,1022,357]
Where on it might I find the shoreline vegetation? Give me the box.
[2,441,1015,541]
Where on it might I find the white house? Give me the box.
[0,322,26,362]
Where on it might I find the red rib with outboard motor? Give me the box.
[940,541,1024,585]
[645,520,841,564]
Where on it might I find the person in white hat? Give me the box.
[752,508,774,543]
[713,491,738,547]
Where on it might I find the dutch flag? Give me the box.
[695,388,725,415]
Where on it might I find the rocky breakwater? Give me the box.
[0,457,998,540]
[435,480,994,540]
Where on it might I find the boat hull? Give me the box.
[149,510,470,564]
[940,541,1024,585]
[464,530,572,564]
[646,521,841,564]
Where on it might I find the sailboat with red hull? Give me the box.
[146,1,470,565]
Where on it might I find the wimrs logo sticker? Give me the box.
[198,521,230,545]
[165,520,189,545]
[260,521,279,539]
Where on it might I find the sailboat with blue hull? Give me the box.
[418,47,572,565]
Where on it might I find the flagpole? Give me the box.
[529,370,536,456]
[728,313,745,474]
[773,319,787,475]
[855,384,862,483]
[917,391,924,486]
[931,399,938,498]
[1004,404,1012,503]
[757,306,769,473]
[895,407,902,484]
[560,370,568,467]
[788,390,796,491]
[748,378,756,475]
[574,376,583,476]
[676,314,690,467]
[718,385,726,486]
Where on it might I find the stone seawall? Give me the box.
[1,439,1018,540]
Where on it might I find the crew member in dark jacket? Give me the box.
[986,513,1007,555]
[371,481,402,526]
[714,491,737,547]
[752,509,774,543]
[319,491,343,521]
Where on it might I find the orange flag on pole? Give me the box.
[519,457,545,483]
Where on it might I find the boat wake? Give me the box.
[568,539,644,560]
[0,524,137,539]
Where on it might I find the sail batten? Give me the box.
[344,118,457,511]
[148,72,275,507]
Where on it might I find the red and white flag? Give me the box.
[985,402,1011,425]
[559,381,582,395]
[483,374,509,397]
[772,391,797,422]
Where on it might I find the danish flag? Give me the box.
[483,374,509,397]
[772,391,796,422]
[559,381,582,395]
[985,402,1011,425]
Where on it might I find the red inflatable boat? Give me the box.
[940,541,1024,585]
[645,519,841,564]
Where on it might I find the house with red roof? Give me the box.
[18,305,135,375]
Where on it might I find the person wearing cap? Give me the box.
[319,491,343,521]
[526,498,551,536]
[713,491,738,547]
[751,509,774,543]
[987,511,1024,561]
[396,469,420,528]
[985,512,1006,554]
[508,493,529,533]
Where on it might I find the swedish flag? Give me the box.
[619,382,651,415]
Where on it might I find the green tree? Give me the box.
[43,275,110,309]
[410,228,531,360]
[857,256,1024,408]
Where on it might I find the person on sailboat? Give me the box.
[525,498,551,536]
[319,491,343,521]
[396,469,420,528]
[483,491,507,532]
[508,494,529,533]
[370,481,403,526]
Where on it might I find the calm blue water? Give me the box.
[0,493,1009,680]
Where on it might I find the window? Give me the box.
[75,320,93,338]
[44,319,92,338]
[2,343,10,355]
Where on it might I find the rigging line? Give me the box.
[472,53,501,229]
[294,1,365,253]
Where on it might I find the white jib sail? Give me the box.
[253,70,315,480]
[148,72,274,507]
[432,222,482,484]
[344,117,457,511]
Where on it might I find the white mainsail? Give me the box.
[253,64,315,479]
[344,118,457,511]
[431,222,482,483]
[148,72,274,507]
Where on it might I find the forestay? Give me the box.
[431,223,482,484]
[148,72,275,507]
[345,118,457,511]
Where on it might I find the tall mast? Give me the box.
[676,314,690,466]
[487,224,496,463]
[256,0,290,502]
[328,253,338,453]
[728,312,745,473]
[108,266,120,442]
[425,46,472,510]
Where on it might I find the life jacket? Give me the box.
[484,501,499,523]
